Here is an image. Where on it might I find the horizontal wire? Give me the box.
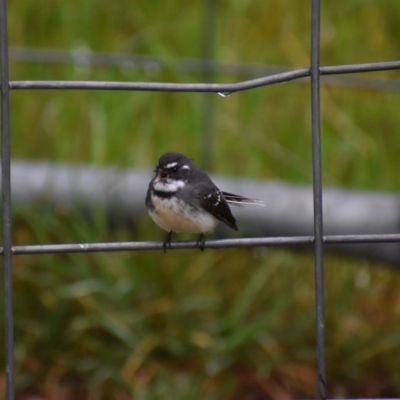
[7,60,400,93]
[9,46,400,92]
[321,60,400,75]
[9,69,308,92]
[1,233,400,255]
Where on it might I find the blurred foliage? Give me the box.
[1,0,400,399]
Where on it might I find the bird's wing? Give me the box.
[197,185,238,231]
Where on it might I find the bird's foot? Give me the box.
[196,233,206,252]
[162,231,174,253]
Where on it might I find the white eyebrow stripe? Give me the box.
[182,165,190,170]
[164,162,178,169]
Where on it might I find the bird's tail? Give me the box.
[222,191,265,206]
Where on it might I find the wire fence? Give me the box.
[1,1,400,399]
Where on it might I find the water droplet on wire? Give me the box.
[217,92,233,98]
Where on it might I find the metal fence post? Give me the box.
[0,0,15,398]
[310,0,327,398]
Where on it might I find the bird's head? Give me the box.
[152,152,193,193]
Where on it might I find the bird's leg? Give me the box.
[196,233,206,252]
[163,231,174,253]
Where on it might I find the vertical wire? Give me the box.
[310,0,327,399]
[200,0,215,169]
[0,0,15,398]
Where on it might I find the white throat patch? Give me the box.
[153,179,185,193]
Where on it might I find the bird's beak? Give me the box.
[154,169,168,183]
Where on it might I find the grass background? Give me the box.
[2,0,400,398]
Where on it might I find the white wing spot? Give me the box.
[206,192,221,206]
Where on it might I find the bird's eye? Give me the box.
[170,166,179,173]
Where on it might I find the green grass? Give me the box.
[2,0,400,398]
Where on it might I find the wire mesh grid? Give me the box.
[1,1,400,399]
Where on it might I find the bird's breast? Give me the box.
[149,194,217,233]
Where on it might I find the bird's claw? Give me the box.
[163,231,173,253]
[196,233,206,252]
